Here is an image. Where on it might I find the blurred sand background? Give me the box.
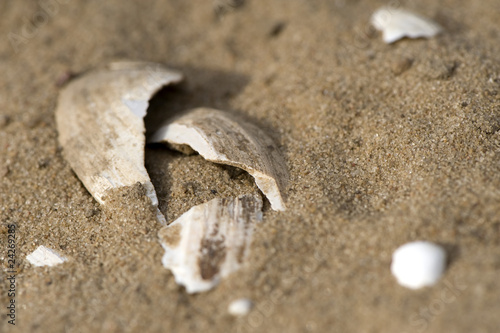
[1,0,499,332]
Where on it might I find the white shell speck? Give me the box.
[228,298,253,316]
[371,8,442,44]
[55,61,183,224]
[159,194,263,293]
[391,241,447,289]
[150,107,289,211]
[26,246,67,267]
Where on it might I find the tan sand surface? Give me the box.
[1,1,499,332]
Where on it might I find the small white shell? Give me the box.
[228,298,253,316]
[391,241,447,289]
[26,246,67,267]
[371,7,442,44]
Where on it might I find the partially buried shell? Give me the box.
[55,61,183,224]
[159,194,263,293]
[55,62,288,293]
[150,107,289,211]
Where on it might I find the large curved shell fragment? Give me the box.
[159,194,263,293]
[150,107,288,211]
[371,7,442,44]
[55,61,183,224]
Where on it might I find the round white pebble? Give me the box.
[391,241,447,289]
[228,298,253,316]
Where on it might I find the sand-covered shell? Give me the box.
[159,194,263,293]
[150,107,288,211]
[55,61,183,224]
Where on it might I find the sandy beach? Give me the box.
[1,1,499,332]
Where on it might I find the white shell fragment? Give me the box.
[228,298,253,316]
[26,246,67,267]
[371,7,442,44]
[55,61,183,224]
[150,107,289,211]
[159,194,263,293]
[391,241,447,289]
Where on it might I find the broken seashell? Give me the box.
[150,107,288,211]
[55,61,183,224]
[391,241,447,289]
[159,194,263,293]
[26,245,67,267]
[371,7,442,44]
